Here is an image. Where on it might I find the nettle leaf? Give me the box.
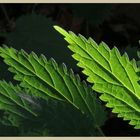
[0,46,106,131]
[0,80,39,127]
[54,26,140,129]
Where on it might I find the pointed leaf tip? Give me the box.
[53,25,69,37]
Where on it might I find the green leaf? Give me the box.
[0,90,97,136]
[0,80,39,127]
[0,46,106,131]
[54,25,140,129]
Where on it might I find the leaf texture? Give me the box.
[54,26,140,129]
[0,46,106,129]
[0,80,39,126]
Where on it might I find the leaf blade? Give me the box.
[55,26,140,129]
[0,46,106,128]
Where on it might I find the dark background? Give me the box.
[0,4,140,136]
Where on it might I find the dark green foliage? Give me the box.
[0,93,103,136]
[1,14,77,69]
[25,99,102,136]
[0,80,105,136]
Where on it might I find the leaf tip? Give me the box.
[53,25,69,37]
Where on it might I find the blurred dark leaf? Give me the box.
[2,13,78,70]
[18,99,99,136]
